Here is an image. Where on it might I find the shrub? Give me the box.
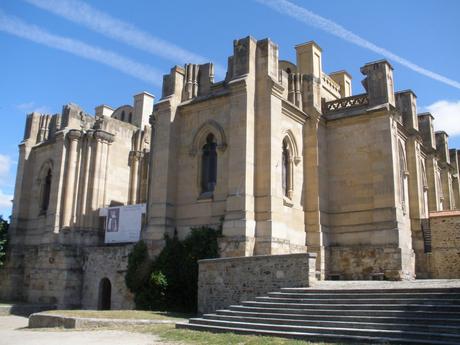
[125,226,220,312]
[0,216,9,268]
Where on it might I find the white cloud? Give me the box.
[426,100,460,137]
[16,102,50,114]
[0,154,12,180]
[25,0,226,77]
[0,10,163,86]
[256,0,460,90]
[0,154,14,214]
[0,189,13,210]
[16,102,35,110]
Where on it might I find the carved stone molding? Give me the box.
[93,130,115,144]
[67,129,82,141]
[189,120,227,156]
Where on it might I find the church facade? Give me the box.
[1,36,459,309]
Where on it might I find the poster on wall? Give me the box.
[99,204,146,244]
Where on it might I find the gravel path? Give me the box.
[0,315,174,345]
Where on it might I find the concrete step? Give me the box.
[188,318,460,342]
[268,291,460,300]
[280,287,460,294]
[256,296,460,305]
[215,309,460,326]
[241,300,460,312]
[177,322,460,345]
[180,285,460,343]
[229,305,460,318]
[203,313,460,335]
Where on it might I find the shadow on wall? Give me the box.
[0,303,56,317]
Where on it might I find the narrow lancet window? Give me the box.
[282,139,291,198]
[41,169,52,213]
[201,134,217,194]
[398,142,409,214]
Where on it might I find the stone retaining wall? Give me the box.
[28,313,176,328]
[81,245,134,310]
[430,211,460,278]
[197,253,317,314]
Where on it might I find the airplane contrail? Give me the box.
[0,10,162,86]
[25,0,226,77]
[256,0,460,90]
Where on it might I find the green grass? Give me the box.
[41,309,191,321]
[34,310,388,344]
[121,324,374,345]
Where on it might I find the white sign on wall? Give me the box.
[99,204,146,244]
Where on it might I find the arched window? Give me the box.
[282,139,293,199]
[121,110,125,122]
[436,170,443,211]
[201,134,217,194]
[420,160,429,217]
[398,142,409,214]
[128,112,133,123]
[41,168,52,214]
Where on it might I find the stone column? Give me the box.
[129,151,141,204]
[61,129,81,228]
[440,169,454,210]
[426,155,441,212]
[89,130,114,229]
[77,131,92,227]
[304,116,326,279]
[144,66,184,253]
[9,142,32,242]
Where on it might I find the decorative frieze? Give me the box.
[322,93,369,113]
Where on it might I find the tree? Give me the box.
[0,216,9,267]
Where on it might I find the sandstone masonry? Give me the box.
[1,36,460,309]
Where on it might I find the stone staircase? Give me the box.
[177,286,460,344]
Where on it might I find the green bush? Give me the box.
[0,216,9,268]
[125,226,220,312]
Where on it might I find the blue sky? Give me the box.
[1,0,459,217]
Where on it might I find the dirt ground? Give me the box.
[0,315,174,345]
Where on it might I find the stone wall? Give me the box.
[429,211,460,278]
[81,245,134,310]
[197,253,316,314]
[328,245,415,280]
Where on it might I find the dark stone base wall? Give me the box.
[197,253,317,314]
[327,246,415,280]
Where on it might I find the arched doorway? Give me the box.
[98,278,111,310]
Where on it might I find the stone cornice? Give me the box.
[93,130,114,143]
[267,76,285,101]
[227,75,248,94]
[281,99,308,125]
[129,150,144,160]
[67,129,83,141]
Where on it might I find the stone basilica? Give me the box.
[1,36,459,309]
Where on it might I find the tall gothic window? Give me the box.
[41,168,52,214]
[420,160,429,218]
[282,139,292,198]
[436,171,444,211]
[398,142,409,214]
[201,134,217,194]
